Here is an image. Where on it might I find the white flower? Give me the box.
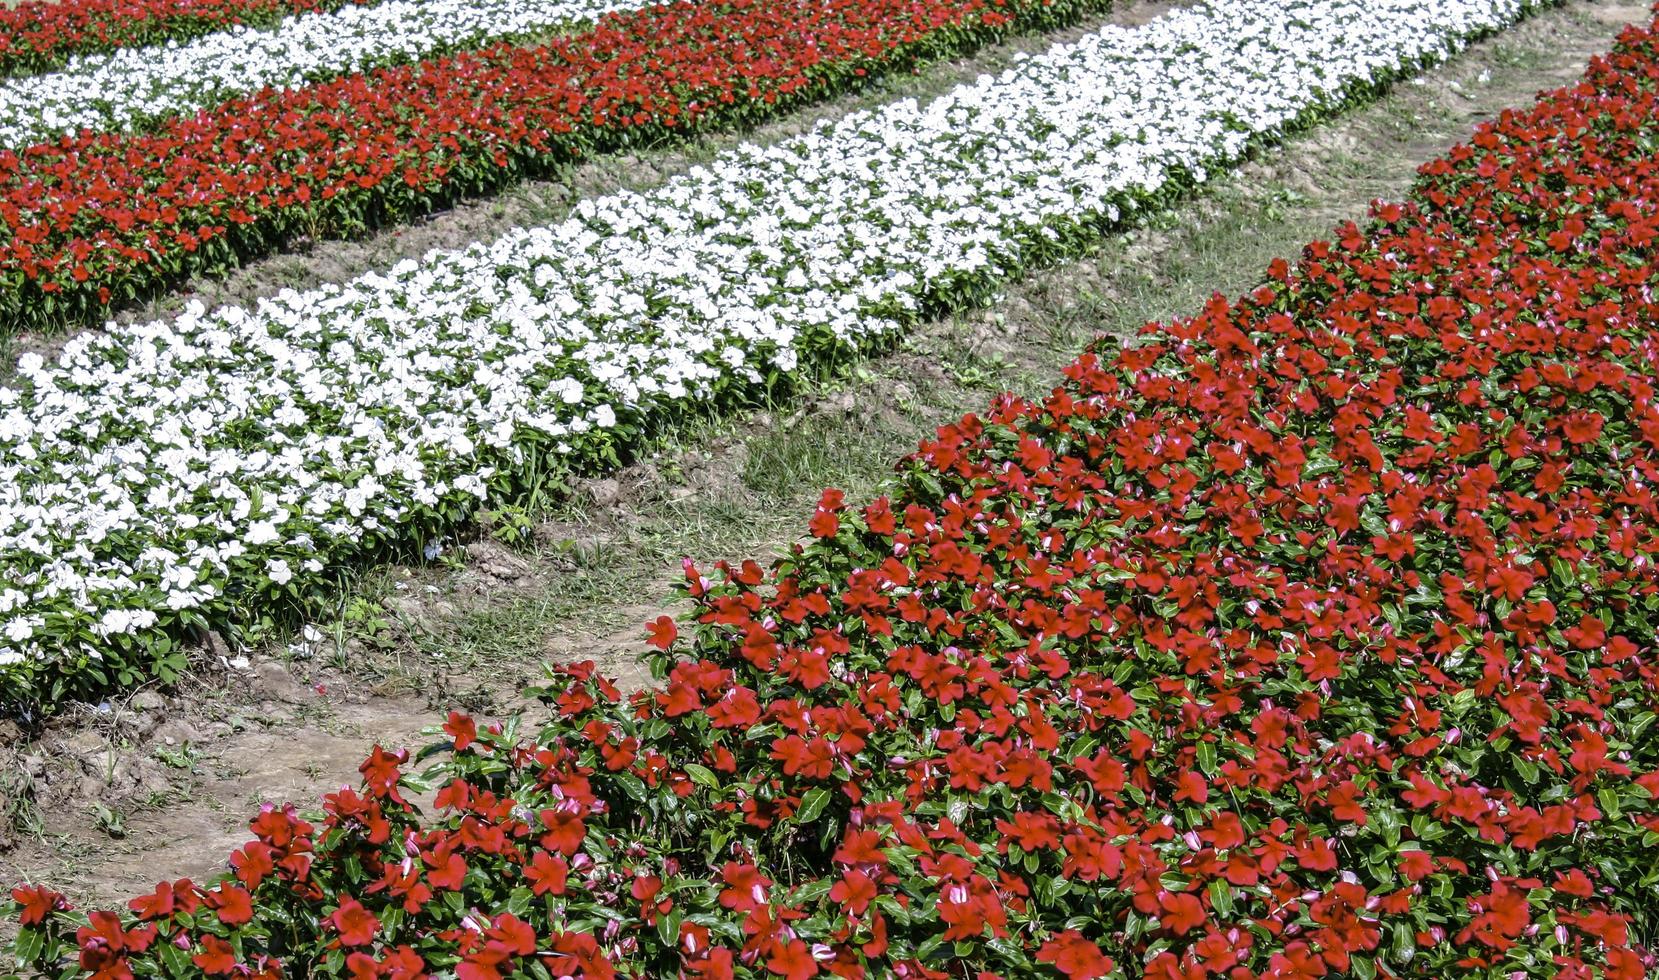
[245,521,281,546]
[267,559,294,585]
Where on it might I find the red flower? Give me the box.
[809,509,840,538]
[1157,891,1205,936]
[444,711,478,752]
[832,828,887,869]
[828,869,878,916]
[1560,410,1605,444]
[526,851,569,896]
[685,947,738,980]
[486,913,537,956]
[767,939,819,980]
[707,687,762,728]
[1173,770,1208,804]
[10,884,67,926]
[359,746,409,802]
[994,811,1062,852]
[329,897,381,947]
[76,910,154,979]
[127,878,198,921]
[205,883,254,926]
[538,808,587,856]
[426,850,467,891]
[647,615,678,650]
[1398,849,1434,881]
[1036,930,1115,978]
[18,23,1659,977]
[1205,811,1246,850]
[0,0,1075,334]
[229,841,277,889]
[717,862,770,912]
[192,936,239,976]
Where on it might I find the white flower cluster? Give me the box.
[0,0,1537,685]
[0,0,648,148]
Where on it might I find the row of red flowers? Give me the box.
[0,0,370,80]
[0,0,1100,334]
[9,9,1659,979]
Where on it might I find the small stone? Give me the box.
[130,691,165,712]
[153,720,203,747]
[587,478,622,507]
[258,705,293,726]
[249,661,307,704]
[120,711,159,736]
[203,629,232,661]
[465,541,528,583]
[386,595,423,618]
[61,731,105,758]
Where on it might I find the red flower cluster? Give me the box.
[9,9,1659,980]
[0,0,1088,332]
[0,0,367,79]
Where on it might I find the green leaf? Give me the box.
[657,909,683,949]
[795,788,832,826]
[684,763,721,790]
[160,941,195,976]
[614,774,649,803]
[507,887,534,919]
[1208,879,1235,918]
[11,927,43,968]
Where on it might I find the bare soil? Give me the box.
[0,0,1647,929]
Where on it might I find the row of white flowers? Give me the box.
[0,0,1540,695]
[0,0,647,148]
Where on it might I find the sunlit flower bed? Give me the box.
[0,0,651,148]
[0,0,1527,331]
[9,10,1659,974]
[0,0,1549,711]
[0,0,1105,334]
[0,0,371,79]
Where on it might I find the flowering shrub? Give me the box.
[0,0,653,150]
[0,0,1529,333]
[0,0,371,79]
[0,0,1547,715]
[9,9,1659,976]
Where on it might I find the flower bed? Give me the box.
[0,0,1109,334]
[0,0,1526,333]
[0,0,653,149]
[8,9,1659,974]
[0,0,371,79]
[0,0,1551,712]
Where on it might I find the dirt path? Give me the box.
[0,0,1647,922]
